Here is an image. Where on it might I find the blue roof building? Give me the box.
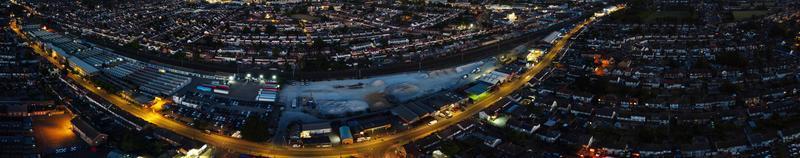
[339,126,353,144]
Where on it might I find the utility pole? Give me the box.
[460,49,464,62]
[291,64,296,81]
[418,53,422,72]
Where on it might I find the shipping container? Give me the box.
[196,85,212,92]
[264,84,279,89]
[213,89,229,95]
[259,88,280,92]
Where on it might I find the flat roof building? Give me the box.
[391,102,436,125]
[68,56,99,76]
[300,122,332,138]
[339,126,353,145]
[71,117,108,146]
[541,31,561,44]
[465,81,493,100]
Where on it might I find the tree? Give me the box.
[573,76,591,91]
[662,58,680,69]
[721,82,741,94]
[123,41,144,52]
[573,76,608,95]
[265,24,277,34]
[171,51,187,60]
[241,116,271,142]
[439,140,462,156]
[311,38,328,49]
[192,51,201,61]
[118,130,168,157]
[193,119,211,129]
[289,5,308,14]
[692,57,712,70]
[715,53,747,68]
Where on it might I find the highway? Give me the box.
[17,6,610,157]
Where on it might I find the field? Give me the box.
[609,9,697,23]
[641,10,695,23]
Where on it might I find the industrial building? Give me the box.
[21,25,192,103]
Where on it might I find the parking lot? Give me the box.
[31,113,83,154]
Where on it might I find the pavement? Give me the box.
[18,8,605,157]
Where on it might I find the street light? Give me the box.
[271,75,277,80]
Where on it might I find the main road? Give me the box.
[18,6,614,157]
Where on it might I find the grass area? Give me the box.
[291,14,320,22]
[732,10,770,21]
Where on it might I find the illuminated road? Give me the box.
[16,6,613,157]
